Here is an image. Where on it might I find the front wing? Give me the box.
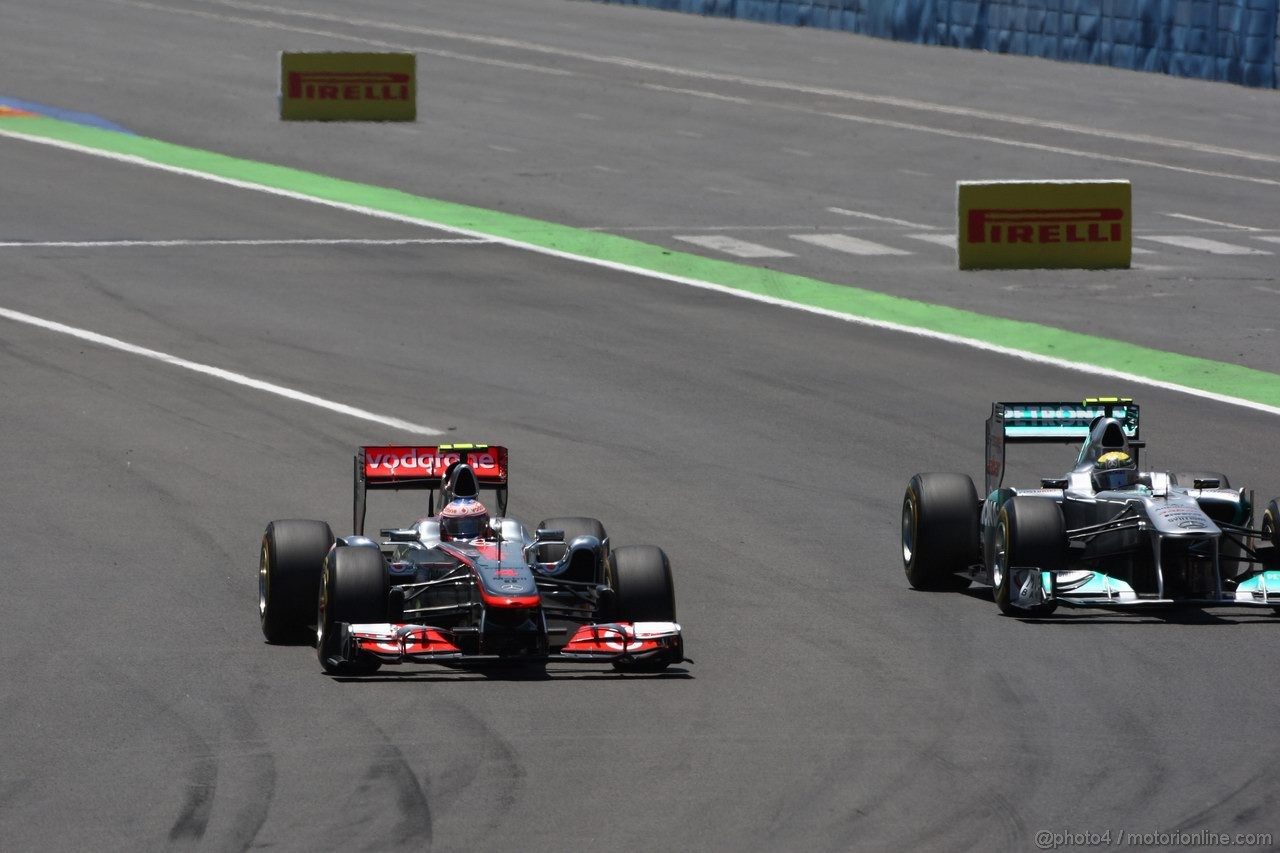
[334,621,685,667]
[1003,567,1280,611]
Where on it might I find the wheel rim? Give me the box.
[1264,512,1275,546]
[258,540,270,618]
[992,519,1009,590]
[316,568,329,647]
[901,495,917,565]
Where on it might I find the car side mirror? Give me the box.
[1192,478,1221,489]
[536,529,565,543]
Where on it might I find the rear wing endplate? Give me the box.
[985,399,1141,494]
[354,444,508,535]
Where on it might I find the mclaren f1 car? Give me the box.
[259,444,684,673]
[902,398,1280,616]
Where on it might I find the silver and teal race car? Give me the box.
[902,398,1280,616]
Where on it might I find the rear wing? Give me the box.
[985,398,1141,494]
[354,444,508,535]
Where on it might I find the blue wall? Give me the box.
[598,0,1279,88]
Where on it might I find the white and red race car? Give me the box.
[258,444,685,675]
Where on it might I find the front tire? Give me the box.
[608,545,679,672]
[902,474,978,591]
[991,497,1064,617]
[316,546,389,675]
[260,519,334,644]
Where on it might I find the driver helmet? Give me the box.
[439,498,489,542]
[1092,451,1138,491]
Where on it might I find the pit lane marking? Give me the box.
[0,306,444,436]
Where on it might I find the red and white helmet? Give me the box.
[439,498,489,542]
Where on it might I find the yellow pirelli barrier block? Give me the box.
[957,180,1131,270]
[279,52,416,121]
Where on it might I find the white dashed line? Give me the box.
[1137,236,1271,255]
[905,233,957,249]
[791,234,912,256]
[674,235,793,258]
[827,208,935,229]
[0,307,444,435]
[1160,212,1262,231]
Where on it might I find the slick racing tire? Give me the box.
[991,497,1064,618]
[1171,471,1231,489]
[608,545,679,673]
[901,474,978,591]
[316,546,389,676]
[536,517,608,561]
[260,519,334,644]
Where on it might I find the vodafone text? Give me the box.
[366,448,496,474]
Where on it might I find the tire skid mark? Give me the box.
[89,655,220,846]
[214,701,278,853]
[1172,768,1278,834]
[361,740,434,848]
[378,692,525,844]
[168,757,217,843]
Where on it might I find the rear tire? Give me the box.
[901,474,978,591]
[260,519,334,644]
[991,497,1064,617]
[608,545,679,672]
[316,546,389,675]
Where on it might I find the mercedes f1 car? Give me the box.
[902,398,1280,616]
[259,444,684,673]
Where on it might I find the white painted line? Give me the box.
[117,0,574,77]
[816,108,1280,189]
[905,233,957,249]
[674,235,793,258]
[1131,246,1156,254]
[0,306,443,435]
[1137,236,1271,255]
[641,84,751,104]
[1254,236,1280,245]
[6,121,1279,423]
[827,208,935,230]
[791,234,912,256]
[0,238,493,248]
[1160,212,1262,231]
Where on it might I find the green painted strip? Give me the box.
[6,113,1280,408]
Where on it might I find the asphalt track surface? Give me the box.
[3,2,1280,852]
